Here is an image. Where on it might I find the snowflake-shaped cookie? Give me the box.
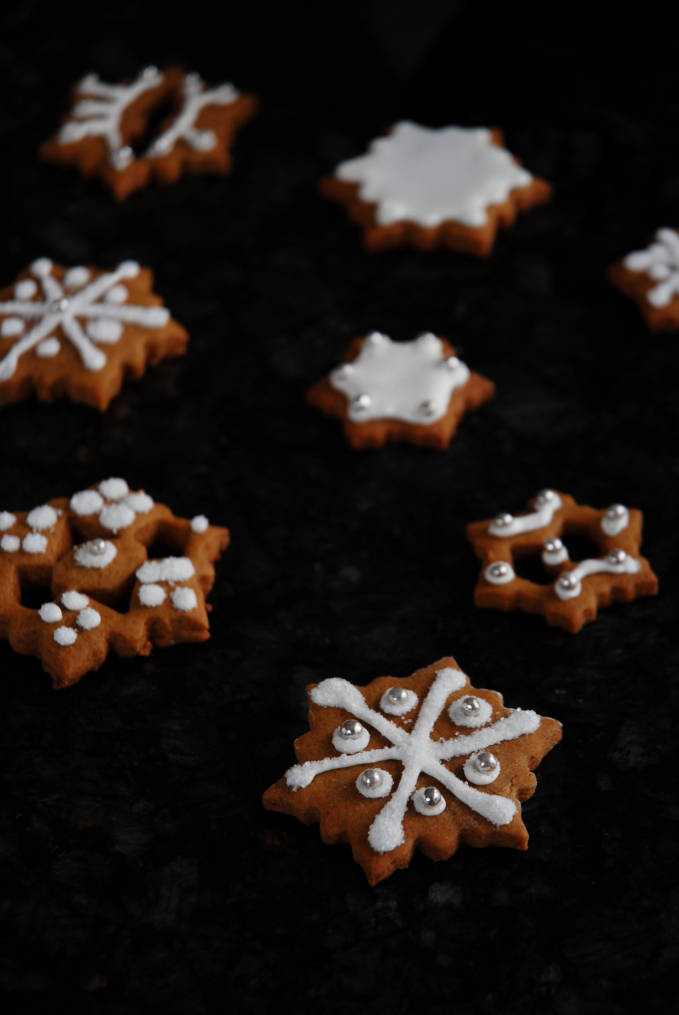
[467,489,658,632]
[609,228,679,331]
[263,658,562,884]
[41,66,257,199]
[0,479,228,688]
[321,122,551,256]
[0,257,187,409]
[306,333,495,449]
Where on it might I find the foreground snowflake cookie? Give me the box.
[263,657,561,884]
[321,122,551,256]
[41,66,257,199]
[307,332,495,449]
[0,257,187,409]
[467,489,658,632]
[608,228,679,331]
[0,479,228,688]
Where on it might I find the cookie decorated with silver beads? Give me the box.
[41,66,257,199]
[0,479,228,688]
[306,332,495,450]
[263,657,562,885]
[467,490,658,632]
[320,122,551,257]
[608,228,679,331]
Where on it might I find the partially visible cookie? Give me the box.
[608,228,679,331]
[467,489,658,632]
[0,479,229,688]
[263,657,562,885]
[41,67,257,199]
[321,122,551,256]
[0,257,187,409]
[307,332,495,449]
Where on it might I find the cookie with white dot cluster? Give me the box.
[467,489,658,632]
[263,657,562,885]
[41,66,257,199]
[306,332,495,450]
[0,478,228,688]
[321,122,551,256]
[608,229,679,331]
[0,257,187,409]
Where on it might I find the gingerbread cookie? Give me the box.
[263,657,561,885]
[0,257,187,409]
[321,122,551,256]
[608,228,679,331]
[0,479,228,688]
[306,332,495,449]
[41,67,257,199]
[467,489,658,632]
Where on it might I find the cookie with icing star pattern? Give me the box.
[0,256,187,409]
[0,479,228,688]
[306,332,495,449]
[608,228,679,331]
[263,657,562,885]
[41,66,257,199]
[321,122,551,256]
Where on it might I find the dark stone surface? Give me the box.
[1,3,677,1012]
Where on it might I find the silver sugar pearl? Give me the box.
[50,297,70,313]
[444,355,461,370]
[494,512,514,528]
[544,537,563,552]
[111,145,133,170]
[608,548,627,565]
[490,563,509,578]
[422,786,442,807]
[387,687,408,705]
[141,65,159,79]
[185,72,202,87]
[461,695,481,715]
[193,129,215,152]
[339,719,363,739]
[150,135,172,156]
[607,504,626,518]
[559,574,577,590]
[87,538,108,556]
[473,751,498,773]
[419,399,436,417]
[535,488,556,505]
[358,769,382,790]
[352,393,371,411]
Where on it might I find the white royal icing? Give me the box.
[22,533,47,554]
[285,667,541,854]
[61,590,89,611]
[147,72,238,157]
[99,503,135,532]
[25,505,58,531]
[336,122,533,229]
[542,540,569,566]
[0,511,16,530]
[601,505,629,537]
[330,332,471,424]
[484,561,515,585]
[54,626,77,646]
[0,260,169,380]
[39,602,63,623]
[138,583,166,607]
[623,228,679,307]
[76,607,101,630]
[191,514,209,533]
[99,478,129,500]
[170,587,197,611]
[1,534,20,552]
[56,67,164,166]
[488,491,562,537]
[136,557,195,584]
[554,553,641,601]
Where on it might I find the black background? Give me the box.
[1,2,678,1013]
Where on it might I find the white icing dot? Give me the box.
[70,489,104,515]
[74,539,117,569]
[118,260,140,278]
[139,583,166,607]
[412,787,447,816]
[191,515,209,533]
[448,695,493,729]
[355,768,393,799]
[171,586,198,611]
[104,284,128,304]
[331,723,371,754]
[380,687,419,716]
[1,318,24,337]
[0,511,16,530]
[26,505,58,530]
[98,478,129,500]
[87,319,123,344]
[61,590,89,611]
[39,602,62,623]
[36,338,61,358]
[464,752,501,786]
[63,266,91,288]
[1,534,20,552]
[99,502,135,531]
[76,607,101,630]
[22,533,47,554]
[53,626,77,646]
[124,492,154,513]
[31,257,53,277]
[15,279,37,299]
[136,557,195,584]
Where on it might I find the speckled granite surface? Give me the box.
[1,4,677,1013]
